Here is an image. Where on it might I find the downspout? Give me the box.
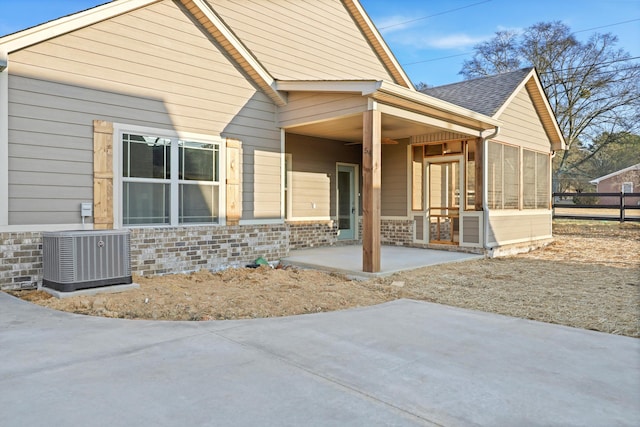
[481,126,500,254]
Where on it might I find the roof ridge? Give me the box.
[426,67,534,90]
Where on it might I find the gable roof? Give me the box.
[202,0,408,86]
[0,0,412,102]
[340,0,413,88]
[590,163,640,184]
[422,68,532,117]
[421,68,565,150]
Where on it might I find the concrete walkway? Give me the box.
[283,245,483,277]
[1,292,638,426]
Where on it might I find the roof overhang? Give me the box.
[590,163,640,184]
[0,0,162,53]
[341,0,413,89]
[178,0,286,106]
[493,69,566,151]
[276,79,501,134]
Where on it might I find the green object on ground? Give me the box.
[254,256,269,266]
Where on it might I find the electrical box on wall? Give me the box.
[81,202,92,218]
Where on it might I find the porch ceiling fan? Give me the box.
[344,137,399,146]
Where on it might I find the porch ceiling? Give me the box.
[284,113,447,143]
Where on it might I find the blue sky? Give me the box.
[1,0,638,86]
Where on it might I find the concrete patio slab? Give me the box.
[1,292,638,426]
[283,245,483,277]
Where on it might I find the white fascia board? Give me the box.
[492,69,535,119]
[492,70,565,151]
[590,163,640,184]
[371,81,501,129]
[277,79,500,131]
[376,103,482,137]
[345,0,414,89]
[190,0,285,106]
[529,71,566,150]
[276,80,381,94]
[0,0,162,53]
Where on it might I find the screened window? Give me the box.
[487,141,520,209]
[523,150,550,209]
[465,139,482,210]
[122,132,222,226]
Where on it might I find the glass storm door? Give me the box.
[337,164,356,240]
[428,161,460,244]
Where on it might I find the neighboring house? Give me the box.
[0,0,565,289]
[590,163,640,206]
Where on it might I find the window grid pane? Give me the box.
[123,182,170,225]
[122,133,221,226]
[179,183,219,224]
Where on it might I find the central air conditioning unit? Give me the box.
[42,230,132,292]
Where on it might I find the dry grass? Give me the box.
[6,220,639,337]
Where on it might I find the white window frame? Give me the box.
[113,123,226,228]
[622,182,633,193]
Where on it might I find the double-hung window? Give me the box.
[121,130,222,226]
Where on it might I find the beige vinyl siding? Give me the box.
[208,0,394,81]
[496,87,552,153]
[278,92,368,128]
[487,212,552,246]
[381,140,408,216]
[286,134,361,218]
[7,0,280,225]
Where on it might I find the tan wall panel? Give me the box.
[497,88,552,152]
[278,92,367,127]
[210,0,393,81]
[6,0,280,225]
[381,141,408,216]
[286,133,361,218]
[487,213,552,245]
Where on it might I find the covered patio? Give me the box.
[278,80,500,273]
[283,245,483,278]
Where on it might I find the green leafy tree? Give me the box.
[460,22,640,189]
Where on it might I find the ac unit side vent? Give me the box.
[42,230,132,292]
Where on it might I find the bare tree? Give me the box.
[460,21,640,188]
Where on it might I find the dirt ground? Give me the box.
[6,220,639,337]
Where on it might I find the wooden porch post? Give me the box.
[362,108,381,272]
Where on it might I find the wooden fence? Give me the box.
[553,192,640,222]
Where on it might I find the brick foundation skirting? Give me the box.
[0,219,478,290]
[129,225,288,276]
[0,225,288,290]
[287,220,338,250]
[0,232,43,290]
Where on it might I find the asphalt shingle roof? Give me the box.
[421,68,533,117]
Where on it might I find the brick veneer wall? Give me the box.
[287,220,338,250]
[381,219,414,246]
[0,225,288,290]
[129,225,288,276]
[0,219,424,290]
[0,232,43,290]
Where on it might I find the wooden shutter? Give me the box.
[93,120,114,229]
[226,138,242,225]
